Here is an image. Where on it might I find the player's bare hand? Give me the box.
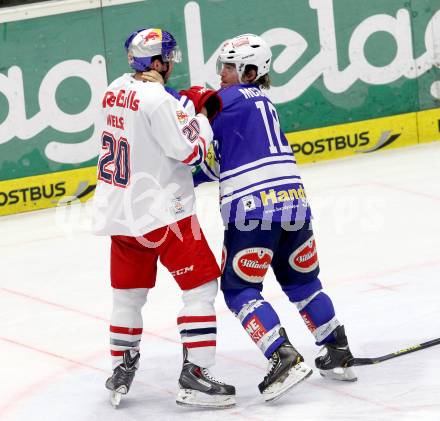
[141,70,164,84]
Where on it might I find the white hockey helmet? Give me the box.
[216,34,272,81]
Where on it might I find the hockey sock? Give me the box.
[110,288,148,368]
[298,292,340,345]
[178,280,218,368]
[283,282,340,346]
[223,288,285,358]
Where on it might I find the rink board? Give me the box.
[1,0,439,216]
[0,166,96,216]
[1,107,439,216]
[287,108,440,164]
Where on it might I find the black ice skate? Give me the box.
[176,349,236,409]
[105,349,140,408]
[315,325,357,382]
[258,328,313,402]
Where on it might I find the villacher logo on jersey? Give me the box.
[289,236,319,273]
[232,247,273,283]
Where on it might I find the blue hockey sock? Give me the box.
[283,281,340,346]
[299,292,340,345]
[223,288,285,358]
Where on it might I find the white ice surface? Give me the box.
[1,142,439,421]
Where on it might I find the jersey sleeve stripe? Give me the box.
[180,96,190,108]
[221,159,297,182]
[199,136,207,160]
[220,154,295,178]
[182,145,199,164]
[182,136,207,166]
[220,162,301,198]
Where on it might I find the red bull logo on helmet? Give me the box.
[143,29,162,44]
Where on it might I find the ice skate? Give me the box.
[258,328,313,402]
[315,325,357,382]
[176,350,236,409]
[105,349,140,408]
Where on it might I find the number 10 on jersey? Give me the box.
[255,100,291,155]
[98,131,131,187]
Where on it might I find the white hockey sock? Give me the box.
[110,288,149,368]
[178,280,218,368]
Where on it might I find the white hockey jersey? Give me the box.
[92,73,213,236]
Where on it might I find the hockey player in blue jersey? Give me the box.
[193,34,357,402]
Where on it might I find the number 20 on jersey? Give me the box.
[98,131,131,187]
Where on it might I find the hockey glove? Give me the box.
[179,86,223,121]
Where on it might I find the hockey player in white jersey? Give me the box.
[92,28,235,409]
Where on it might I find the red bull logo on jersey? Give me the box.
[289,236,319,273]
[232,247,273,283]
[102,89,139,111]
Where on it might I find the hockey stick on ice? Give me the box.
[353,337,440,366]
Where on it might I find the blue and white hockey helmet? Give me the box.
[124,28,182,72]
[216,34,272,80]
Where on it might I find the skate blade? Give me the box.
[110,391,123,408]
[108,384,128,408]
[263,362,313,403]
[319,366,357,382]
[176,388,236,409]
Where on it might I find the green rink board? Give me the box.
[0,0,439,184]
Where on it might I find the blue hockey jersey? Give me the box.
[194,83,311,223]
